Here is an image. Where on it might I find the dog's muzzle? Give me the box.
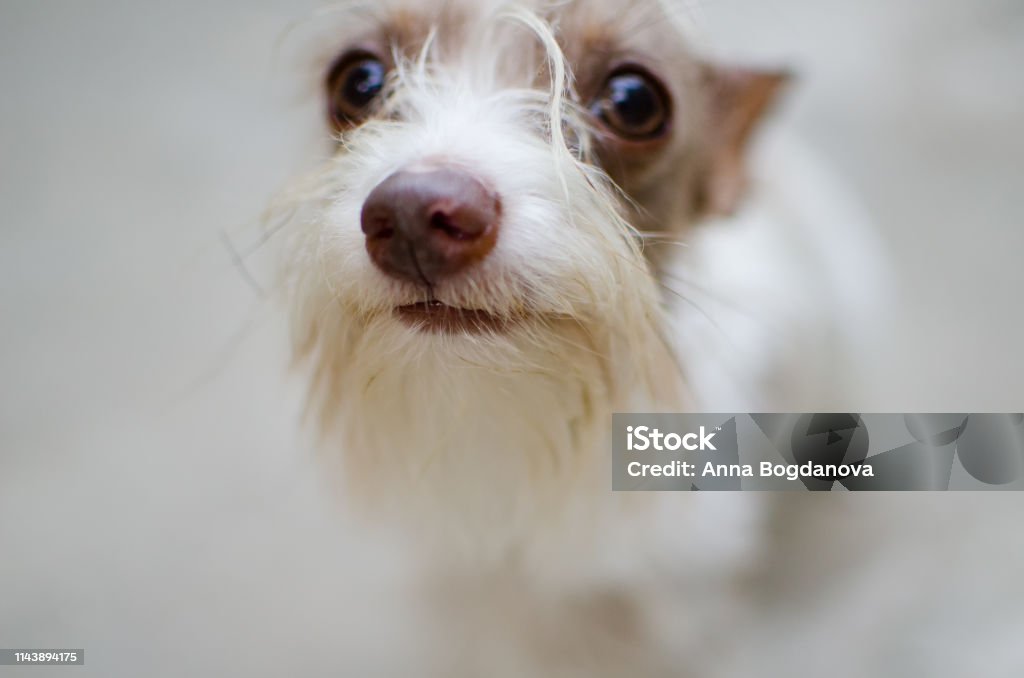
[360,166,501,286]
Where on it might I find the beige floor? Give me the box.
[1,1,1023,676]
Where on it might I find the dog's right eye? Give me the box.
[590,67,671,141]
[326,53,388,129]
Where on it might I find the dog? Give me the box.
[278,0,886,674]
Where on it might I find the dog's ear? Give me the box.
[698,64,792,216]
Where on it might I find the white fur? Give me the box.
[675,130,891,412]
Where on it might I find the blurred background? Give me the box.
[1,1,1022,676]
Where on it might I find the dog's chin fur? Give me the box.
[295,281,682,564]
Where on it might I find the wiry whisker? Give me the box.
[220,228,267,298]
[636,237,693,251]
[660,270,780,327]
[238,204,300,261]
[633,230,690,242]
[656,278,731,338]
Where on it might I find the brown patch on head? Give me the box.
[384,6,431,48]
[379,3,474,63]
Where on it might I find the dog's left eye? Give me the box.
[590,69,671,141]
[326,52,388,128]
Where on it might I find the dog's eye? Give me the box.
[590,69,671,140]
[326,53,388,128]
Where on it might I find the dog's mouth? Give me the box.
[395,301,513,334]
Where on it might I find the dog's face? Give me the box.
[288,0,784,448]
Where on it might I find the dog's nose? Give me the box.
[361,167,501,284]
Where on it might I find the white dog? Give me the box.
[280,0,886,674]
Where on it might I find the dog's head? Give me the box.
[286,0,786,442]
